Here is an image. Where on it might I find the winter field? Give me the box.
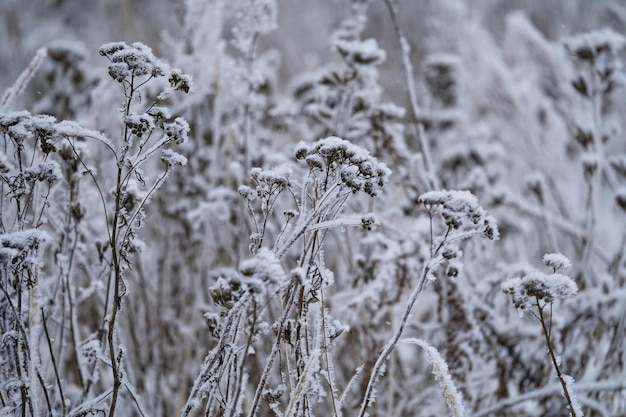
[1,1,626,416]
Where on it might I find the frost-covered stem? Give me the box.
[536,299,578,417]
[0,47,47,111]
[121,168,170,245]
[357,263,430,417]
[320,290,341,417]
[247,285,298,417]
[107,73,137,417]
[229,301,259,417]
[28,257,42,417]
[275,189,340,260]
[182,294,251,417]
[383,0,436,189]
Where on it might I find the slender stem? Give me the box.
[42,308,68,416]
[536,299,578,417]
[383,0,437,189]
[108,71,137,417]
[357,263,430,417]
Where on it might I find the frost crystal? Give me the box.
[561,375,584,417]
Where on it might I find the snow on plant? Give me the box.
[2,2,626,417]
[0,41,190,416]
[355,189,498,417]
[502,254,583,417]
[399,338,466,417]
[289,2,409,167]
[183,135,391,417]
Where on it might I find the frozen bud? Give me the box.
[209,276,243,309]
[23,161,62,184]
[163,117,190,144]
[99,41,127,57]
[442,246,459,260]
[334,38,386,66]
[203,312,222,338]
[250,164,292,190]
[446,264,459,278]
[147,106,171,121]
[160,149,187,167]
[124,113,155,137]
[295,142,309,160]
[482,217,499,240]
[305,154,324,170]
[360,213,378,231]
[168,69,192,93]
[238,185,256,202]
[284,209,298,220]
[249,233,262,254]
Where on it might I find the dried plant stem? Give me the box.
[383,0,437,189]
[357,263,430,417]
[0,47,47,111]
[248,285,298,417]
[536,299,579,417]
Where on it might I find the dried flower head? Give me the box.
[298,136,391,197]
[502,272,578,311]
[542,253,572,272]
[418,190,499,239]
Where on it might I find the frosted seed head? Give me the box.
[542,253,571,271]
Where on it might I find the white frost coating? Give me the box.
[502,271,578,311]
[1,47,48,111]
[564,28,625,57]
[55,120,115,150]
[399,338,466,417]
[250,163,293,188]
[161,149,188,167]
[561,374,584,417]
[239,248,287,287]
[24,160,62,183]
[418,189,499,239]
[334,38,386,65]
[542,253,572,271]
[1,229,50,252]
